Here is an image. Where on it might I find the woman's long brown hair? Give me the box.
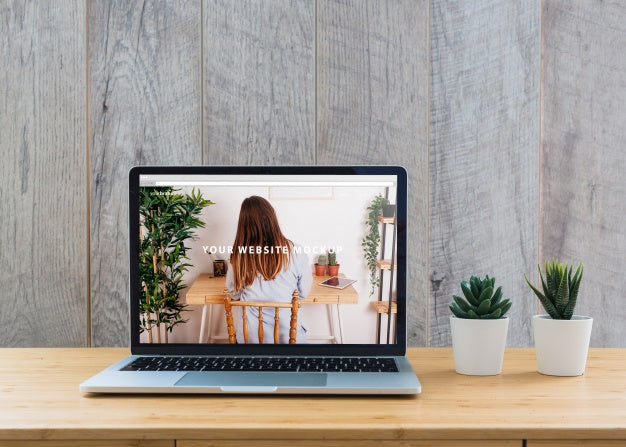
[230,196,292,292]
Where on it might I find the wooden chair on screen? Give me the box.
[223,289,300,344]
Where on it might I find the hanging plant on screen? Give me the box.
[139,187,214,343]
[361,194,387,296]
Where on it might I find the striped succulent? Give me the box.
[450,275,511,319]
[524,260,583,320]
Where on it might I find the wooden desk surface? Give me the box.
[186,273,358,305]
[0,348,625,444]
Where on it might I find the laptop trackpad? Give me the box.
[175,372,327,389]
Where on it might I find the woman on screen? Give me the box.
[225,196,312,343]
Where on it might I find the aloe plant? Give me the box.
[449,275,511,319]
[524,260,583,320]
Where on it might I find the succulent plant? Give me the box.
[449,275,511,319]
[524,260,583,320]
[328,250,337,266]
[317,254,327,266]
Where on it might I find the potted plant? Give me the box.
[315,254,327,276]
[525,260,591,376]
[328,250,340,277]
[361,194,387,296]
[382,198,396,218]
[139,187,214,343]
[449,275,512,375]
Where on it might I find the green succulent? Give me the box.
[328,250,337,266]
[524,260,583,320]
[449,275,511,319]
[317,254,327,266]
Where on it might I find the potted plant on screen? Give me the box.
[361,194,387,296]
[449,275,512,375]
[328,250,340,277]
[524,260,591,376]
[382,198,396,218]
[315,254,327,276]
[139,187,214,343]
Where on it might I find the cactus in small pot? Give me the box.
[449,275,511,375]
[314,254,327,276]
[449,275,512,319]
[524,260,583,320]
[328,251,336,266]
[328,250,340,276]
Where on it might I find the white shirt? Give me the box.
[225,246,312,344]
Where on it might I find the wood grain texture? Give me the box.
[541,1,626,347]
[528,442,626,447]
[429,0,540,346]
[316,0,429,346]
[1,348,626,440]
[0,441,173,447]
[181,441,521,447]
[89,0,201,346]
[203,0,315,164]
[0,1,87,346]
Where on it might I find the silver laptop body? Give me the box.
[80,166,421,394]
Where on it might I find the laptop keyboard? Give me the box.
[120,356,399,373]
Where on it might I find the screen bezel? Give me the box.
[129,165,407,356]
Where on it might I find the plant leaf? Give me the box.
[525,273,560,318]
[453,295,471,312]
[477,286,493,303]
[489,286,503,311]
[467,309,479,319]
[477,298,491,315]
[450,303,470,319]
[563,263,583,320]
[484,308,502,319]
[539,265,550,300]
[499,301,512,317]
[555,269,570,314]
[547,260,560,299]
[469,277,480,298]
[461,282,478,306]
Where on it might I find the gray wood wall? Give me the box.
[429,0,540,347]
[1,0,623,348]
[0,1,87,346]
[542,0,626,347]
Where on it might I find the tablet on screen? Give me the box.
[318,277,357,289]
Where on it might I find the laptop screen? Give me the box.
[129,166,406,356]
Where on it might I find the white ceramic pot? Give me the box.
[533,315,593,376]
[450,316,509,375]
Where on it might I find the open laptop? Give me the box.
[80,166,421,394]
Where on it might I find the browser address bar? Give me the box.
[153,181,395,187]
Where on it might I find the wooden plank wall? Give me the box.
[1,0,623,347]
[316,0,429,345]
[203,0,315,165]
[89,0,202,346]
[429,0,541,346]
[542,1,626,347]
[0,1,87,346]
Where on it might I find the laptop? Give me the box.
[80,165,421,394]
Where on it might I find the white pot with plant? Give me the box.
[525,260,592,376]
[449,275,512,375]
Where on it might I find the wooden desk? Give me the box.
[186,274,358,343]
[0,348,625,446]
